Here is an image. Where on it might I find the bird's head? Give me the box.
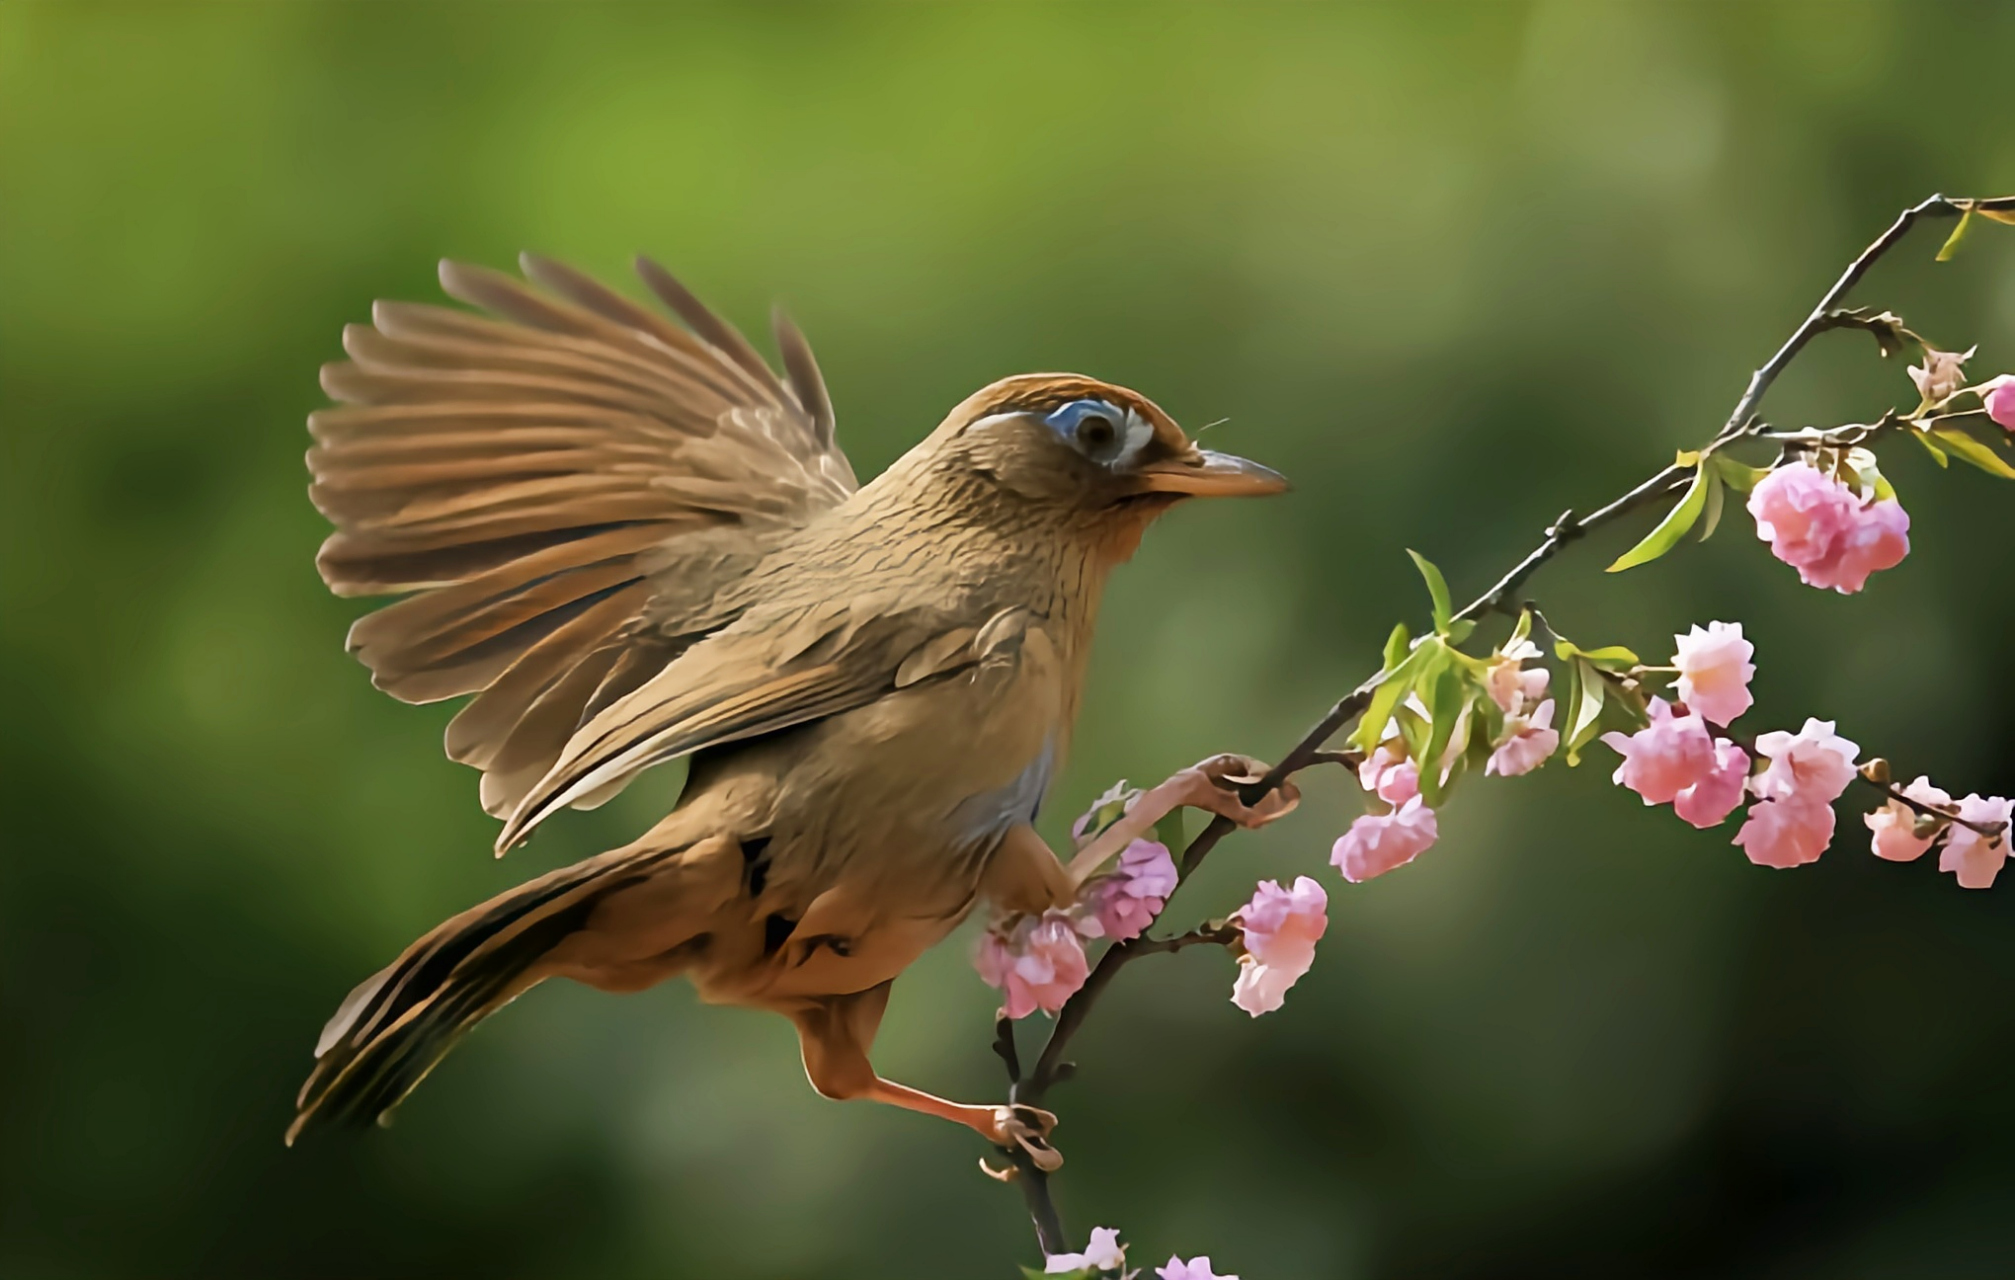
[914,374,1286,533]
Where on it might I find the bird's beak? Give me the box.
[1133,448,1290,498]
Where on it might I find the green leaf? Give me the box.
[1930,426,2015,479]
[1699,466,1726,540]
[1936,206,1975,262]
[1447,618,1476,645]
[1911,429,1950,467]
[1417,666,1468,805]
[1382,622,1410,672]
[1552,640,1639,670]
[1442,688,1479,782]
[1576,644,1640,670]
[1563,657,1607,765]
[1556,659,1583,764]
[1407,549,1454,633]
[1709,454,1771,493]
[1394,704,1432,768]
[1351,639,1438,754]
[1606,464,1708,572]
[1509,608,1533,648]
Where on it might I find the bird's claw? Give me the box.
[1180,753,1300,829]
[990,1103,1063,1172]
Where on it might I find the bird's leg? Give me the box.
[1066,753,1299,886]
[791,981,1063,1171]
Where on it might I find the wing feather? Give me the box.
[309,257,857,817]
[495,603,1002,851]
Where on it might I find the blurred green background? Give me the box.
[5,3,2015,1276]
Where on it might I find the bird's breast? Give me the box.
[761,619,1075,900]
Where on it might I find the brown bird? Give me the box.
[289,255,1292,1160]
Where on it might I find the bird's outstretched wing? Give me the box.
[309,255,858,817]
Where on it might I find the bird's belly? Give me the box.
[685,652,1068,1007]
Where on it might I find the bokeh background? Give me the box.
[6,3,2015,1276]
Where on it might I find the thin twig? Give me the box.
[997,192,1984,1257]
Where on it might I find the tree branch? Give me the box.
[996,192,1985,1258]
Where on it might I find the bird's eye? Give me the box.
[1075,415,1120,461]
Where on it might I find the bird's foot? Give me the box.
[1176,753,1301,829]
[987,1103,1063,1172]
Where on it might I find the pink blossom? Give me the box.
[1673,739,1750,829]
[1672,621,1756,726]
[1485,643,1550,714]
[1330,796,1439,883]
[1750,718,1861,805]
[1823,497,1910,593]
[1747,462,1909,594]
[977,912,1090,1020]
[1080,839,1180,942]
[1159,1258,1237,1280]
[1046,1227,1128,1275]
[1908,344,1975,406]
[1864,776,1952,862]
[1733,798,1835,868]
[1230,876,1328,1016]
[1486,698,1558,777]
[1357,743,1420,806]
[1938,793,2014,889]
[1601,698,1715,805]
[1987,376,2015,431]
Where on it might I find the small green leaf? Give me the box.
[1407,549,1454,633]
[1394,704,1432,768]
[1699,467,1726,540]
[1556,659,1583,765]
[1606,464,1708,573]
[1564,657,1607,765]
[1576,645,1640,669]
[1936,206,1976,262]
[1709,454,1771,493]
[1912,429,1950,467]
[1509,608,1533,648]
[1443,689,1478,774]
[1382,622,1410,672]
[1351,639,1437,754]
[1447,618,1476,645]
[1417,667,1468,804]
[1930,426,2015,479]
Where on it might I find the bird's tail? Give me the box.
[286,844,664,1145]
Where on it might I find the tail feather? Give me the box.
[287,847,662,1144]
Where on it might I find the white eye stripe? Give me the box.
[1115,408,1154,463]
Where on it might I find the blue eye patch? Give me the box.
[1043,399,1123,436]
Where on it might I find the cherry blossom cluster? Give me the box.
[975,784,1184,1018]
[1042,1225,1236,1279]
[1747,461,1908,593]
[1596,622,2013,884]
